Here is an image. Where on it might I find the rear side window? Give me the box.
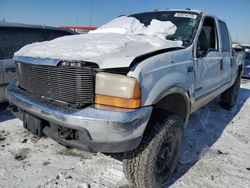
[0,27,46,59]
[45,29,73,41]
[218,21,230,52]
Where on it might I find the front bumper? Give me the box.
[7,80,152,153]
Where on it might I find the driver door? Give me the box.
[194,17,222,100]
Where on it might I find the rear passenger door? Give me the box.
[194,17,222,99]
[218,21,233,84]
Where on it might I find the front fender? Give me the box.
[127,44,194,107]
[143,72,190,105]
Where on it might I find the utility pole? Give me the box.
[89,0,94,27]
[76,17,78,26]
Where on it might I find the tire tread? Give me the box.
[123,113,183,188]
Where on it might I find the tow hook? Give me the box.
[58,128,74,140]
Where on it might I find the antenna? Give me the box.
[76,17,78,26]
[89,0,94,27]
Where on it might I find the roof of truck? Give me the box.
[152,8,203,14]
[167,8,203,13]
[151,9,224,23]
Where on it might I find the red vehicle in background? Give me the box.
[59,26,97,34]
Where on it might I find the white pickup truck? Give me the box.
[7,9,243,188]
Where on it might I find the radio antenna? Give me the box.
[89,0,94,27]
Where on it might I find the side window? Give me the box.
[46,29,72,41]
[197,17,219,57]
[218,21,230,52]
[0,27,22,59]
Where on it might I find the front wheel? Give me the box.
[123,113,184,188]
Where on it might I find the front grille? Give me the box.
[16,62,97,107]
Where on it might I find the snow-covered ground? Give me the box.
[0,80,250,188]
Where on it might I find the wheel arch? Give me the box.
[238,64,243,76]
[149,86,191,129]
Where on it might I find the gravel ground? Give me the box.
[0,79,250,188]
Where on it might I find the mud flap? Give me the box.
[23,113,45,137]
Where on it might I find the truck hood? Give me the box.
[14,18,183,69]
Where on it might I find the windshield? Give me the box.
[130,11,200,46]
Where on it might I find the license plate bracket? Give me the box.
[23,113,45,137]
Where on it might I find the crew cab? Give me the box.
[7,9,243,188]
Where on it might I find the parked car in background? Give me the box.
[0,22,76,102]
[243,45,250,52]
[233,44,246,78]
[242,51,250,78]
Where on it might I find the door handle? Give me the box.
[220,59,223,71]
[187,66,194,73]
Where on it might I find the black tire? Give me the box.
[123,112,184,188]
[220,76,241,109]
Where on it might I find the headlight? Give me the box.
[95,72,141,109]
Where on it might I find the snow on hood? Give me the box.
[15,16,183,68]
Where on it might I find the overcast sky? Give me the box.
[0,0,249,43]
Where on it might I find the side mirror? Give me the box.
[197,29,209,58]
[197,46,209,58]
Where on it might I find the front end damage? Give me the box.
[7,76,152,153]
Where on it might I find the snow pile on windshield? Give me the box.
[91,16,177,40]
[15,16,182,60]
[90,16,145,34]
[143,19,177,39]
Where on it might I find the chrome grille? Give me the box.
[16,62,96,107]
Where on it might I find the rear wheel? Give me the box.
[220,76,241,109]
[123,113,183,188]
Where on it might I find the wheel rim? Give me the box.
[155,130,181,183]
